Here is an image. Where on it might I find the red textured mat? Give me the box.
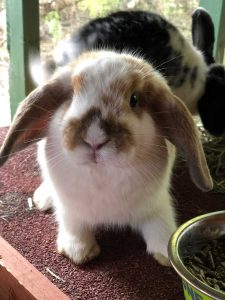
[1,127,225,300]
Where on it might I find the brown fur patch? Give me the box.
[16,111,52,146]
[69,51,100,70]
[101,73,148,118]
[73,73,85,93]
[100,115,134,152]
[63,118,81,150]
[141,80,173,120]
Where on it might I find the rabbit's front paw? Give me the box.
[33,182,53,211]
[153,253,171,266]
[57,235,100,264]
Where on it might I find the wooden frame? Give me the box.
[6,0,40,118]
[0,237,69,300]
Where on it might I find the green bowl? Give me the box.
[168,211,225,300]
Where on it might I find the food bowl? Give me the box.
[168,211,225,300]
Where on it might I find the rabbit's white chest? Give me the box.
[37,134,172,226]
[49,161,157,225]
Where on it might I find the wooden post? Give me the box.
[200,0,225,63]
[0,237,70,300]
[6,0,40,119]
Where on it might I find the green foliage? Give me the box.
[45,11,62,41]
[77,0,122,17]
[75,0,199,39]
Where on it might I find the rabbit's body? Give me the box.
[0,50,212,265]
[52,11,207,114]
[35,53,178,264]
[38,131,175,227]
[38,139,176,229]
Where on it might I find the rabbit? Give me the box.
[0,50,213,266]
[192,7,225,136]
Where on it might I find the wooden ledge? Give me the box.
[0,236,70,300]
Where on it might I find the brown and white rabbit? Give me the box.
[0,51,212,265]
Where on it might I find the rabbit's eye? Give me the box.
[130,93,138,108]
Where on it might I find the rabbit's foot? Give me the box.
[153,253,171,266]
[57,233,100,264]
[33,182,53,211]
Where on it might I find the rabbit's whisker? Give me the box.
[154,54,184,71]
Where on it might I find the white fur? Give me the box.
[53,39,84,66]
[34,52,177,265]
[33,180,52,211]
[29,54,46,86]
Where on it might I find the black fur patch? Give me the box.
[171,64,191,88]
[198,65,225,136]
[190,66,198,88]
[61,11,186,87]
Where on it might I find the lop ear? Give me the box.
[149,90,213,192]
[0,69,73,166]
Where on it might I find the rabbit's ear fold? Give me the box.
[151,91,213,192]
[0,70,73,166]
[192,7,215,65]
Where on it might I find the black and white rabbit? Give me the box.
[192,7,225,136]
[0,50,212,265]
[32,9,225,136]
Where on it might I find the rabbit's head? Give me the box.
[0,51,212,191]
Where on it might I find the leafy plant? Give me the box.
[77,0,122,17]
[45,11,62,41]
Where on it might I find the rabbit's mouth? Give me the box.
[80,145,111,165]
[88,149,101,164]
[79,142,135,167]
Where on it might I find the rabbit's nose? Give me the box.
[91,140,110,151]
[83,139,109,151]
[91,143,105,151]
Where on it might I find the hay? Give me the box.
[199,126,225,194]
